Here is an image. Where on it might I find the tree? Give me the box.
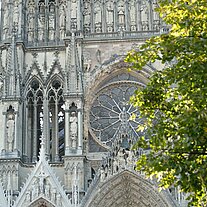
[125,0,207,206]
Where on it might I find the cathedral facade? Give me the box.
[0,0,186,206]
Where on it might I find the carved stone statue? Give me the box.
[28,16,35,31]
[13,0,19,25]
[126,150,134,166]
[83,1,91,26]
[106,1,114,24]
[118,0,125,26]
[129,0,136,31]
[59,4,66,28]
[38,16,45,41]
[45,182,50,198]
[71,0,77,18]
[152,0,160,30]
[117,148,125,168]
[56,193,62,206]
[28,15,35,41]
[38,168,48,194]
[113,158,119,173]
[100,166,105,182]
[141,1,149,31]
[7,113,15,151]
[49,15,55,40]
[60,28,65,39]
[51,188,56,203]
[25,191,31,203]
[70,112,78,148]
[49,15,55,29]
[31,180,38,199]
[3,7,9,29]
[94,4,102,24]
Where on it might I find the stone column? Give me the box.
[77,108,83,151]
[43,97,49,156]
[24,105,28,157]
[65,109,70,155]
[32,100,37,162]
[51,106,56,161]
[55,99,59,161]
[14,112,18,150]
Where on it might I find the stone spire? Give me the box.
[66,32,83,96]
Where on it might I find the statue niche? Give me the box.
[117,0,125,28]
[59,3,66,39]
[106,1,114,32]
[83,0,91,33]
[13,0,19,27]
[6,106,15,152]
[94,2,102,32]
[70,111,78,149]
[140,1,149,31]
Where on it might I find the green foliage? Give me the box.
[125,0,207,206]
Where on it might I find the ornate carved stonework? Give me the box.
[0,1,187,207]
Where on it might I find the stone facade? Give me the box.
[0,0,186,207]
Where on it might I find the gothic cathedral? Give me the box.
[0,0,186,207]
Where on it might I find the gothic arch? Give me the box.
[46,74,64,92]
[46,75,65,161]
[29,197,55,207]
[85,61,154,151]
[24,76,44,97]
[24,61,44,87]
[84,170,172,207]
[46,61,64,84]
[86,59,154,98]
[24,77,44,162]
[23,75,65,162]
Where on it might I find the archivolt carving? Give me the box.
[29,198,55,207]
[84,171,172,207]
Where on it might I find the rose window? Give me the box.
[89,73,145,147]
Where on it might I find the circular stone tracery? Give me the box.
[89,73,145,148]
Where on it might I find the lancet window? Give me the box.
[24,79,65,162]
[25,79,44,162]
[47,80,65,161]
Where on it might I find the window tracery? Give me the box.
[47,80,65,161]
[24,78,65,162]
[89,72,145,148]
[26,79,44,162]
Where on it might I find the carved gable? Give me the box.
[14,142,72,207]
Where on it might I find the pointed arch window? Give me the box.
[25,79,43,162]
[24,78,65,162]
[47,79,65,161]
